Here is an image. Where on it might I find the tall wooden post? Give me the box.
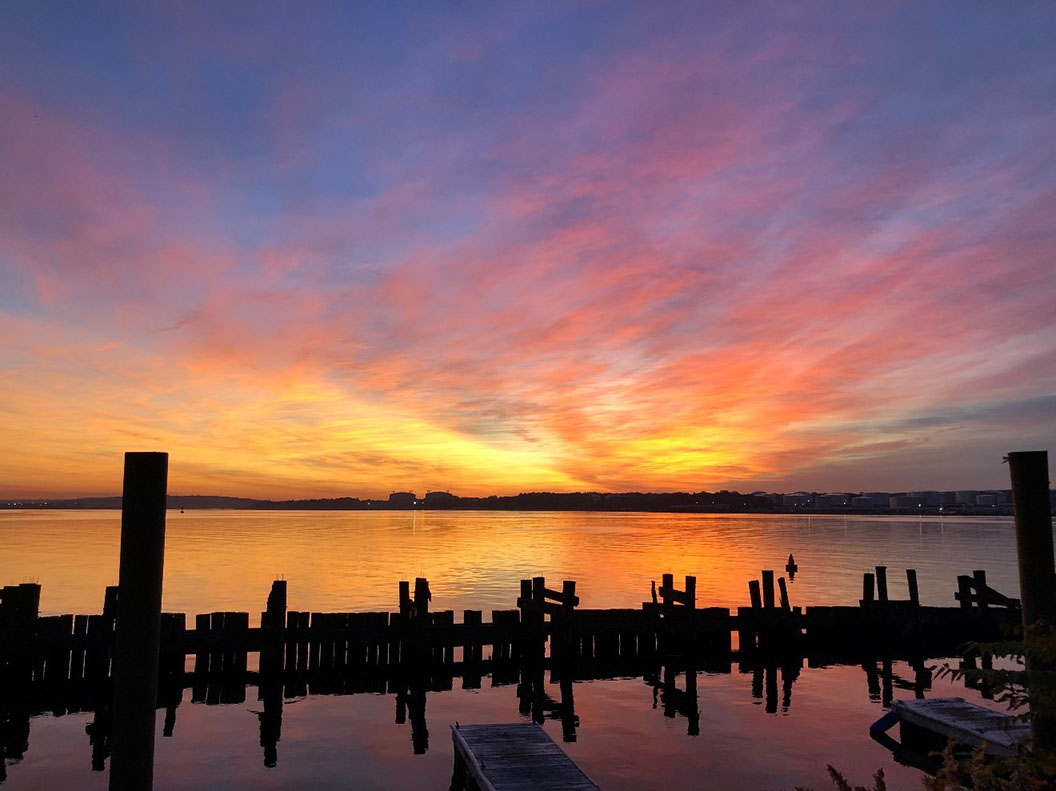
[875,566,888,603]
[414,578,430,622]
[761,570,775,609]
[906,569,919,607]
[1008,450,1055,753]
[110,451,168,791]
[862,572,875,604]
[1009,451,1055,626]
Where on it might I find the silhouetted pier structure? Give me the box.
[0,568,1022,780]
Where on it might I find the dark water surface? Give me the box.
[0,510,1028,789]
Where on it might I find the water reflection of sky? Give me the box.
[6,661,1007,790]
[0,510,1023,615]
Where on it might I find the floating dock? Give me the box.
[872,697,1030,757]
[451,722,599,791]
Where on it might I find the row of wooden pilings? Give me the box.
[4,565,1027,708]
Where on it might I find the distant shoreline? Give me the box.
[0,492,1019,518]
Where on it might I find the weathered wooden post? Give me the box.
[875,566,888,603]
[414,578,430,622]
[110,451,168,791]
[777,577,791,613]
[399,581,412,618]
[972,570,989,611]
[562,580,577,613]
[957,575,973,609]
[906,569,919,607]
[260,581,286,676]
[748,579,762,609]
[1009,451,1055,624]
[661,573,674,610]
[761,570,775,609]
[862,572,875,604]
[1008,450,1055,753]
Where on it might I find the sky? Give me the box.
[1,2,1054,499]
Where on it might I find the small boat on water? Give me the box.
[785,553,798,578]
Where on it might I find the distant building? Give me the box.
[424,491,456,507]
[910,490,944,507]
[815,493,850,508]
[975,493,997,507]
[388,491,417,508]
[955,490,978,505]
[852,496,875,509]
[890,494,924,509]
[783,492,812,508]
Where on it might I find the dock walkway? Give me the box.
[451,722,599,790]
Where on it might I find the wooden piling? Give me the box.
[862,572,875,604]
[414,578,430,621]
[261,581,286,676]
[531,577,545,612]
[463,609,482,673]
[777,577,790,612]
[102,585,118,676]
[748,580,762,609]
[875,566,888,603]
[761,570,775,609]
[661,573,674,609]
[684,576,696,610]
[399,581,412,617]
[957,576,973,609]
[110,451,168,791]
[71,614,89,681]
[1009,451,1056,625]
[562,580,577,613]
[1008,449,1056,753]
[906,569,919,607]
[972,570,989,611]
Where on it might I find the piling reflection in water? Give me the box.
[0,641,987,779]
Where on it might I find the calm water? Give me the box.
[0,510,1031,789]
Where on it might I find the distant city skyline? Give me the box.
[2,4,1055,499]
[2,481,1038,506]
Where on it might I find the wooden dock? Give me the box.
[0,568,1022,693]
[451,722,599,790]
[889,697,1030,756]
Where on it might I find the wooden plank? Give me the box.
[451,722,599,791]
[892,697,1030,756]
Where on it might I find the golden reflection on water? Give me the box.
[0,510,1021,618]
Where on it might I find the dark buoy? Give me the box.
[786,553,798,580]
